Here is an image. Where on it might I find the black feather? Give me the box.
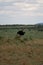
[17,30,25,36]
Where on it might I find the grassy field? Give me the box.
[0,28,43,65]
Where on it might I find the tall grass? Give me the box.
[0,28,43,65]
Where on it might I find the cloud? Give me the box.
[0,10,15,15]
[0,0,14,2]
[0,9,33,17]
[13,2,39,11]
[0,0,43,25]
[0,0,43,17]
[37,0,43,3]
[0,0,43,4]
[0,9,43,18]
[0,0,25,2]
[2,2,39,11]
[21,4,38,11]
[35,13,43,16]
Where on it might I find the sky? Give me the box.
[0,0,43,25]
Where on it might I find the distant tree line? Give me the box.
[0,24,43,31]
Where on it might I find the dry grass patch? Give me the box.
[0,38,43,65]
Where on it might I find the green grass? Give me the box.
[0,29,43,39]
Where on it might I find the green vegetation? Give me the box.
[0,25,43,65]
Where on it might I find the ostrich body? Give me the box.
[17,30,25,36]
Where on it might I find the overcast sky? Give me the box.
[0,0,43,25]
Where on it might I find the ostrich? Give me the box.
[17,30,25,36]
[15,29,25,39]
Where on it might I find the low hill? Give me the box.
[36,23,43,25]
